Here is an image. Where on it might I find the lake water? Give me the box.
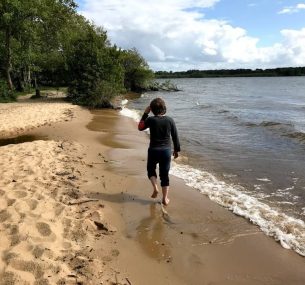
[120,77,305,256]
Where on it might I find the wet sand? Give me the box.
[0,97,304,284]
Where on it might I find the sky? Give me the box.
[76,0,305,71]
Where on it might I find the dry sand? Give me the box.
[0,94,76,139]
[0,97,130,284]
[1,95,305,285]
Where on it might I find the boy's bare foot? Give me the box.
[151,190,159,198]
[162,197,170,206]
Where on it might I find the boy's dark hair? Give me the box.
[150,98,167,115]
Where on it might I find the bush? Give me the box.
[120,49,154,92]
[0,80,16,103]
[66,27,125,108]
[69,79,119,108]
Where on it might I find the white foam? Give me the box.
[292,177,299,183]
[277,186,295,192]
[256,177,271,182]
[120,107,141,122]
[119,107,150,135]
[278,201,297,205]
[170,162,305,256]
[254,184,262,190]
[121,99,129,106]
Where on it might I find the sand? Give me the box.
[0,95,76,139]
[0,97,128,284]
[1,95,305,285]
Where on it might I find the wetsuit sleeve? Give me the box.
[170,119,181,152]
[138,113,149,131]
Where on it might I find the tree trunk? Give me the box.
[5,27,14,90]
[23,66,31,89]
[34,77,41,97]
[27,67,31,86]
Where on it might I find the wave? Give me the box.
[244,120,305,144]
[120,107,141,122]
[285,131,305,142]
[121,99,129,106]
[195,102,212,109]
[215,109,239,122]
[244,121,293,128]
[244,122,258,127]
[217,109,230,114]
[260,121,285,127]
[170,162,305,257]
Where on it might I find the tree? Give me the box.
[0,0,77,93]
[0,0,154,105]
[66,26,125,107]
[120,48,154,92]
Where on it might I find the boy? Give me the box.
[138,98,180,205]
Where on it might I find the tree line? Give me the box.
[0,0,154,106]
[155,67,305,79]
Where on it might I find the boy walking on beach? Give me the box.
[138,98,180,205]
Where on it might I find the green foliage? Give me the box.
[0,0,154,108]
[0,0,78,91]
[67,27,125,107]
[0,33,4,76]
[0,79,16,102]
[120,48,154,92]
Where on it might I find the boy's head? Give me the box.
[150,97,167,115]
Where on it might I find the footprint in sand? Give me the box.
[0,271,28,285]
[0,209,11,222]
[54,203,65,216]
[26,199,38,211]
[12,191,28,199]
[9,259,44,279]
[36,222,52,237]
[6,225,21,246]
[62,241,72,249]
[7,198,16,206]
[32,245,45,259]
[10,234,21,246]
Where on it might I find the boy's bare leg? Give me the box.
[162,186,170,205]
[149,176,159,198]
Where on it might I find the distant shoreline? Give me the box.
[155,66,305,78]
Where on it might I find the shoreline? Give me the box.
[101,109,305,284]
[0,98,304,284]
[121,102,305,258]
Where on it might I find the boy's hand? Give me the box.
[173,151,179,159]
[144,106,151,114]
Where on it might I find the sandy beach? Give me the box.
[0,96,127,284]
[0,95,305,285]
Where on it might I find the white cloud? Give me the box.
[280,28,305,65]
[278,3,305,14]
[80,0,305,70]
